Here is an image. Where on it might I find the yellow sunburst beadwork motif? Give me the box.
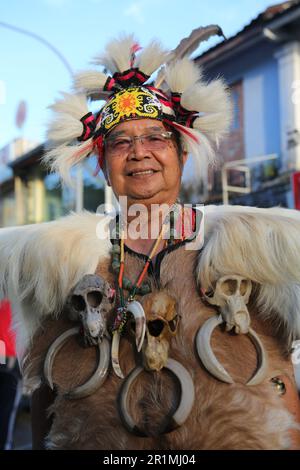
[100,87,162,132]
[115,90,139,115]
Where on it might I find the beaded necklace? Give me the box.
[111,203,180,334]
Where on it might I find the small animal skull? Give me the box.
[139,291,179,371]
[66,274,114,346]
[204,275,252,334]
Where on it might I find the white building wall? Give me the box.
[275,42,300,170]
[243,73,266,159]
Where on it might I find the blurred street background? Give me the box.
[1,0,300,449]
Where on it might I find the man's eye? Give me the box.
[146,134,165,142]
[112,138,130,148]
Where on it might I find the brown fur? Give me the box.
[25,247,300,450]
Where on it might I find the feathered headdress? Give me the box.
[45,27,232,184]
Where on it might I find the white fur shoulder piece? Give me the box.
[2,205,300,359]
[200,205,300,344]
[0,212,112,357]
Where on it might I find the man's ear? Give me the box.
[102,162,111,186]
[106,176,112,187]
[182,151,188,167]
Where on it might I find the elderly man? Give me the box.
[1,32,300,449]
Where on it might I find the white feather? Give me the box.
[193,111,232,144]
[44,141,93,186]
[161,103,175,117]
[73,70,108,94]
[135,40,168,76]
[181,78,233,143]
[181,78,231,114]
[175,124,215,185]
[164,57,202,93]
[48,92,88,119]
[47,93,91,148]
[92,34,137,74]
[47,113,84,143]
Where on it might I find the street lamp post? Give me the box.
[0,20,84,212]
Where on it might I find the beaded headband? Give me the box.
[99,86,166,134]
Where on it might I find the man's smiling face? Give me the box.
[103,119,187,207]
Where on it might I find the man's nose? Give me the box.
[128,138,150,160]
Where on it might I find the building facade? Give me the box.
[195,0,300,207]
[0,143,105,227]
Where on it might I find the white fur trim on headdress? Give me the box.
[176,124,215,180]
[73,70,108,96]
[163,57,232,161]
[46,89,100,185]
[135,40,168,76]
[47,92,89,143]
[92,33,137,74]
[181,78,230,114]
[182,78,232,144]
[166,68,232,143]
[164,57,202,93]
[44,141,94,186]
[44,31,232,186]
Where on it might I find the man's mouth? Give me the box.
[127,169,158,177]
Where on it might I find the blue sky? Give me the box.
[0,0,278,156]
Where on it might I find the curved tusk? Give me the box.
[111,331,125,379]
[118,365,147,437]
[44,326,80,390]
[126,301,146,352]
[164,358,195,431]
[118,359,195,436]
[196,315,234,384]
[196,315,268,386]
[65,337,110,399]
[246,328,268,386]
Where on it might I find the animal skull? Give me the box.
[44,273,114,399]
[141,291,179,371]
[197,274,268,386]
[67,274,114,346]
[204,275,252,334]
[118,292,194,436]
